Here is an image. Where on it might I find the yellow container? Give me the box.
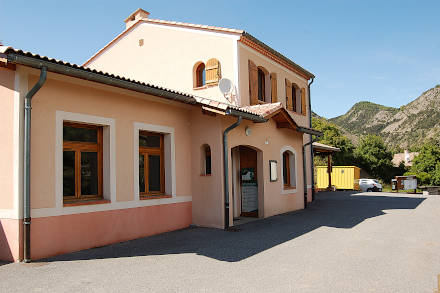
[315,166,361,190]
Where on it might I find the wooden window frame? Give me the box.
[139,131,165,196]
[195,63,206,88]
[292,86,297,112]
[257,68,266,102]
[204,145,211,176]
[283,152,291,189]
[63,122,103,203]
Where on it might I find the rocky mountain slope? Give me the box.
[328,85,440,149]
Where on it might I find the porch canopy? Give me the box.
[313,142,340,190]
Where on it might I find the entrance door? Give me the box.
[239,146,258,217]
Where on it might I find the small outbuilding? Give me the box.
[316,166,361,190]
[312,142,341,191]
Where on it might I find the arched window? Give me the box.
[194,63,206,88]
[257,68,266,102]
[282,150,296,189]
[201,144,211,175]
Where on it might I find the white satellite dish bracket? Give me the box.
[218,78,237,105]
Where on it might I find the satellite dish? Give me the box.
[218,78,233,95]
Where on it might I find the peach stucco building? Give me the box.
[0,9,319,262]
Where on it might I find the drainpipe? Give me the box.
[223,115,242,230]
[303,138,318,209]
[307,77,315,201]
[23,66,47,263]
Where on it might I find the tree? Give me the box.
[354,135,394,181]
[312,117,355,166]
[407,139,440,185]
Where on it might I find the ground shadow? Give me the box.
[0,222,14,263]
[43,192,425,263]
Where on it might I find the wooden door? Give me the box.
[239,146,258,217]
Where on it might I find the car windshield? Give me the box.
[373,180,379,183]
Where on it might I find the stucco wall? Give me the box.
[86,22,238,104]
[237,42,310,126]
[29,73,193,209]
[225,116,306,222]
[0,219,21,261]
[0,68,15,210]
[238,43,313,196]
[189,108,224,228]
[31,201,191,260]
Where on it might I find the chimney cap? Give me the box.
[124,8,150,23]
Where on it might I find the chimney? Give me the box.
[124,8,150,29]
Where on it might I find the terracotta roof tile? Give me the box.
[239,102,283,117]
[1,46,265,120]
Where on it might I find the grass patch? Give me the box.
[381,183,422,194]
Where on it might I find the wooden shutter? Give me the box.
[270,73,277,103]
[301,88,306,115]
[285,79,292,110]
[206,58,221,85]
[248,60,258,105]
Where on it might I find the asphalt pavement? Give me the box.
[0,191,439,292]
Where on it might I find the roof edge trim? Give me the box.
[241,32,315,80]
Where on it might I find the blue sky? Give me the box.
[1,0,439,118]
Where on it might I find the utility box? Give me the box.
[316,166,361,190]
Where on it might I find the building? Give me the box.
[0,9,319,262]
[392,150,419,167]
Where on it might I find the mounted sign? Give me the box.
[241,168,258,213]
[403,178,417,190]
[269,160,277,182]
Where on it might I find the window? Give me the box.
[257,68,266,101]
[292,85,297,112]
[201,144,211,175]
[139,131,165,196]
[283,152,290,187]
[63,122,103,202]
[282,150,296,189]
[194,59,221,88]
[195,63,206,88]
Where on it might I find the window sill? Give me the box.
[140,195,172,200]
[193,83,218,90]
[63,199,111,207]
[200,174,212,177]
[282,186,297,194]
[287,109,307,117]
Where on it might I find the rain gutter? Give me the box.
[23,66,47,262]
[4,52,197,105]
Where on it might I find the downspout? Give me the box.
[307,77,315,201]
[223,115,242,230]
[23,66,47,262]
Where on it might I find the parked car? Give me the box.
[359,179,383,192]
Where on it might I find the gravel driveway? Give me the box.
[0,191,439,292]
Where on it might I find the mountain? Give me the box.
[328,85,440,149]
